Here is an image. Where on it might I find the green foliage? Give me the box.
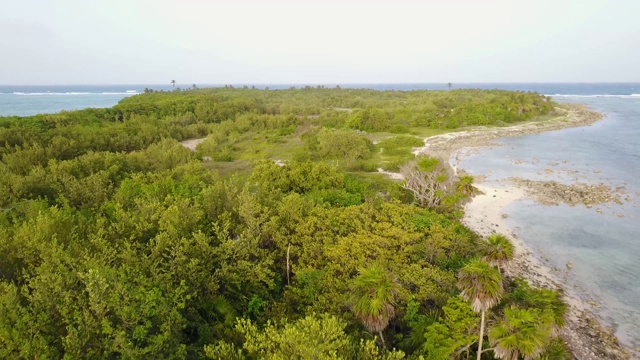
[457,259,505,360]
[250,160,344,196]
[0,87,567,359]
[346,108,392,132]
[483,233,515,273]
[239,314,352,359]
[417,157,441,173]
[486,279,568,360]
[489,306,556,360]
[418,297,479,359]
[508,279,567,328]
[307,189,364,207]
[457,259,504,313]
[350,266,400,340]
[204,314,405,360]
[455,175,475,196]
[377,136,424,155]
[315,128,373,160]
[375,136,422,172]
[538,338,572,360]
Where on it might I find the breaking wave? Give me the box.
[11,91,138,96]
[547,94,640,98]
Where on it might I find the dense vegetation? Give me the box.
[0,88,567,359]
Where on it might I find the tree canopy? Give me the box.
[0,87,569,359]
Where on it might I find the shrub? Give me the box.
[316,129,373,160]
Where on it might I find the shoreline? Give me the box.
[415,104,633,359]
[413,103,603,160]
[462,183,630,360]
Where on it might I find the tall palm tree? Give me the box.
[458,259,504,360]
[350,265,399,347]
[484,234,515,275]
[171,80,176,88]
[489,306,554,360]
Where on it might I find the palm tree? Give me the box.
[456,175,475,196]
[171,80,176,88]
[489,306,554,360]
[514,282,567,331]
[458,259,504,360]
[208,295,238,337]
[484,234,515,275]
[350,265,399,347]
[537,338,571,360]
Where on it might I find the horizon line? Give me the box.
[2,81,640,87]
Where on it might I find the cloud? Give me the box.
[1,0,638,84]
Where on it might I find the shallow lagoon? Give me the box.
[460,96,640,348]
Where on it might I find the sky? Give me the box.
[1,0,639,85]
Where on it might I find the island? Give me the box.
[0,87,630,359]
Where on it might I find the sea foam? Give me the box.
[12,91,137,96]
[547,94,640,98]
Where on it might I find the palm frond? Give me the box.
[457,259,504,312]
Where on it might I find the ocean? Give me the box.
[1,83,639,348]
[2,83,638,117]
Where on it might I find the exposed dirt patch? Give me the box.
[179,138,206,151]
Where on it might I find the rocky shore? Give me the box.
[509,177,627,208]
[413,103,603,159]
[412,104,634,359]
[463,185,631,360]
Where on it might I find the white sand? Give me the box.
[377,168,405,180]
[461,184,564,288]
[410,104,630,358]
[463,183,631,359]
[462,184,576,299]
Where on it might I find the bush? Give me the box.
[389,125,410,134]
[345,108,391,131]
[307,189,363,207]
[377,136,423,156]
[342,159,378,172]
[316,129,373,160]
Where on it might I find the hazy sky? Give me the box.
[1,0,639,85]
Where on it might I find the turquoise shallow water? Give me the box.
[459,96,640,349]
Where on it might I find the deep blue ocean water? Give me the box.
[1,83,639,348]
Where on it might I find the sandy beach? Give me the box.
[463,183,630,359]
[418,104,633,359]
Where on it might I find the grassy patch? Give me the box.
[370,135,424,172]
